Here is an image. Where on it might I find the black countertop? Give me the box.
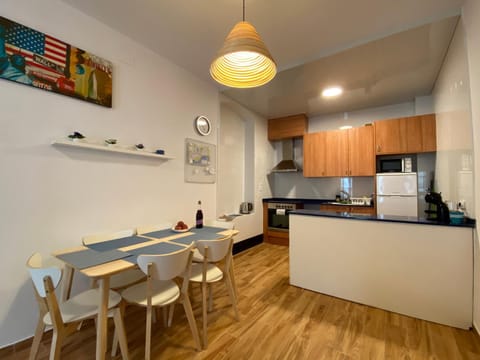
[263,197,331,205]
[262,197,374,208]
[290,209,476,228]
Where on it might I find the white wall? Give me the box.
[219,96,274,242]
[432,21,474,214]
[462,0,480,332]
[217,105,245,215]
[0,0,221,347]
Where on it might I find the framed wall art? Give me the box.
[0,16,112,107]
[185,138,216,183]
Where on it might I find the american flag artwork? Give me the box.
[0,16,112,107]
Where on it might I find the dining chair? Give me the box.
[120,245,201,359]
[26,253,129,360]
[82,228,146,290]
[189,234,239,348]
[192,220,235,262]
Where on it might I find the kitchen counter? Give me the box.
[289,212,474,329]
[262,197,375,208]
[290,209,476,228]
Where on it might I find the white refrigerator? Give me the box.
[376,173,418,217]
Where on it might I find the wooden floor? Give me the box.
[4,243,480,359]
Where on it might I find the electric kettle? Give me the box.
[240,202,253,214]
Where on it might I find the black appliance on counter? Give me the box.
[267,202,299,231]
[425,192,450,223]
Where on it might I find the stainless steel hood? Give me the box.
[271,139,301,173]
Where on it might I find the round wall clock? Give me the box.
[195,115,211,136]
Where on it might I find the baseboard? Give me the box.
[233,234,263,255]
[473,321,480,338]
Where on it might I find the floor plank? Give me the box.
[6,243,480,359]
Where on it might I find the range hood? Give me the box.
[271,139,301,172]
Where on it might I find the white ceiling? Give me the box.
[62,0,464,118]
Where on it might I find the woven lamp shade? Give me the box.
[210,21,277,88]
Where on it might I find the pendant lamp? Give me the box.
[210,0,277,88]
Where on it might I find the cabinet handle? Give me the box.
[377,145,381,152]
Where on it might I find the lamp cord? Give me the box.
[243,0,245,21]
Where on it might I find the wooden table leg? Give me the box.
[96,276,110,360]
[60,265,74,302]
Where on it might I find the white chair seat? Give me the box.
[122,280,180,307]
[43,288,121,325]
[189,263,223,283]
[109,268,146,289]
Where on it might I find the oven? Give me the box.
[267,203,298,232]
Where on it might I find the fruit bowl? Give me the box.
[171,226,190,233]
[172,221,189,232]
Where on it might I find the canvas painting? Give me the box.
[0,16,112,107]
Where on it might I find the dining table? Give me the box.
[52,225,238,360]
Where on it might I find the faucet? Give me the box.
[339,190,351,201]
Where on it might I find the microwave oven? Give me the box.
[376,155,417,173]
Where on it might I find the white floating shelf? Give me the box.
[51,139,174,160]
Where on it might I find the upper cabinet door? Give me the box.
[420,114,436,152]
[303,132,326,177]
[374,118,407,154]
[325,130,349,177]
[268,114,308,141]
[348,126,375,176]
[405,116,423,153]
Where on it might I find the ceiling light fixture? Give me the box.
[210,0,277,88]
[322,86,343,97]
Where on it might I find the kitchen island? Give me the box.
[289,210,475,329]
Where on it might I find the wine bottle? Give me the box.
[196,200,203,228]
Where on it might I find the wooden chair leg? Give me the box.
[208,284,213,312]
[229,262,238,299]
[167,303,175,327]
[182,296,202,351]
[111,330,118,357]
[162,306,168,327]
[49,330,64,360]
[112,308,130,360]
[202,281,208,348]
[29,317,45,360]
[225,272,239,321]
[145,305,152,360]
[111,301,126,357]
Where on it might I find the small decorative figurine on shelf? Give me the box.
[104,139,117,146]
[135,143,144,150]
[68,131,85,141]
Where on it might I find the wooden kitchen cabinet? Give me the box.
[304,125,375,177]
[268,114,308,141]
[325,130,349,177]
[374,117,407,154]
[375,114,436,154]
[303,132,327,177]
[320,204,375,215]
[348,125,375,176]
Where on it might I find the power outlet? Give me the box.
[458,200,466,210]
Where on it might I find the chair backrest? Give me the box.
[196,235,233,263]
[136,223,172,235]
[82,228,136,245]
[26,253,62,298]
[137,244,193,281]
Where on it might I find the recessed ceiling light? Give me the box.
[322,86,343,97]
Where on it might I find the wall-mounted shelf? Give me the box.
[51,139,174,160]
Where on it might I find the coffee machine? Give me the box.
[425,192,450,223]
